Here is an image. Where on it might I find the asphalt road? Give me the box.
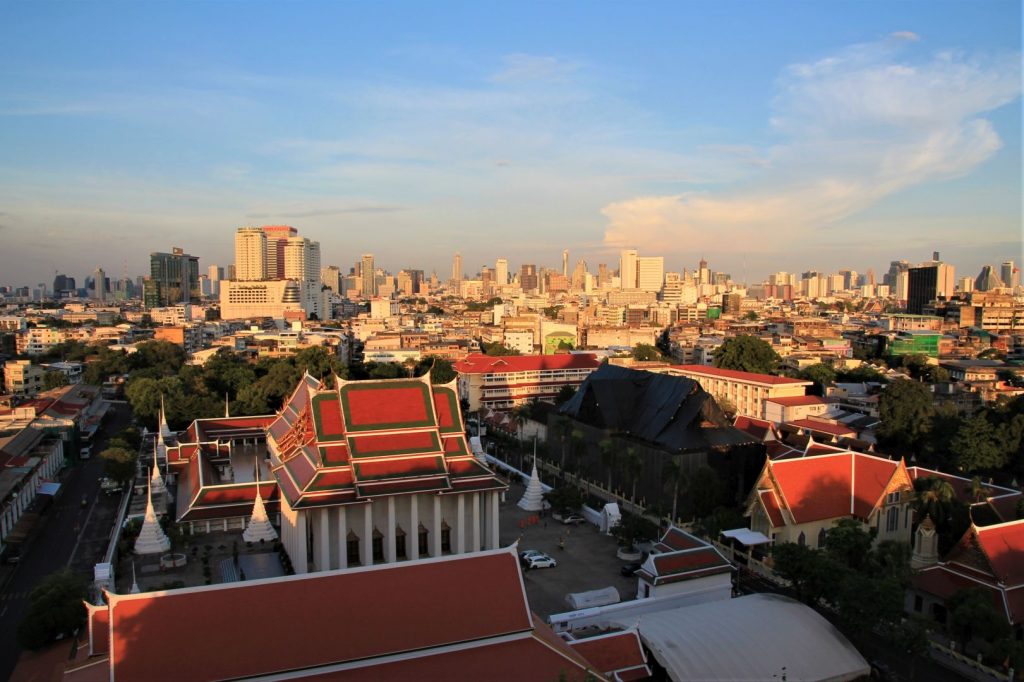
[0,401,132,680]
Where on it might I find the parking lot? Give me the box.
[499,480,640,618]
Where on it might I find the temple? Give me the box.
[268,373,507,573]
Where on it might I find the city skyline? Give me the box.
[0,1,1020,285]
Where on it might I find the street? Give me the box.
[0,402,132,680]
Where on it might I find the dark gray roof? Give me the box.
[559,364,757,453]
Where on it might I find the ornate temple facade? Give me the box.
[267,373,506,573]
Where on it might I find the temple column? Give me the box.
[336,507,348,569]
[317,508,331,572]
[409,494,419,561]
[361,504,373,566]
[488,491,500,549]
[386,497,397,563]
[431,496,442,557]
[293,511,308,574]
[456,495,466,554]
[471,492,481,552]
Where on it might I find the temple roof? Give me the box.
[269,373,505,509]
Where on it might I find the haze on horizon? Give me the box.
[0,1,1020,287]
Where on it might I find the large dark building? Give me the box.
[552,364,764,520]
[145,247,200,308]
[907,260,955,315]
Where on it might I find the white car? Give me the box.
[519,549,544,564]
[560,514,586,525]
[525,554,557,569]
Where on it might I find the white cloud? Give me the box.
[602,39,1021,256]
[488,54,580,84]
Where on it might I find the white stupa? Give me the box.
[159,395,173,440]
[149,448,167,500]
[517,441,545,512]
[134,478,171,555]
[242,487,278,543]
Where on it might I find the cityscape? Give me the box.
[1,2,1022,682]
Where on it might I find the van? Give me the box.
[80,446,92,459]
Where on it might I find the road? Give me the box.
[0,402,132,680]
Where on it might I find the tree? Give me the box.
[623,447,643,501]
[598,439,618,492]
[101,446,138,484]
[481,341,519,356]
[17,570,88,649]
[712,335,780,374]
[293,346,345,381]
[610,512,656,550]
[512,404,531,444]
[554,384,577,405]
[771,543,832,605]
[951,414,1007,473]
[876,378,934,454]
[632,344,662,362]
[798,363,835,396]
[543,485,585,515]
[949,587,1011,650]
[43,370,69,391]
[742,311,759,322]
[687,465,725,518]
[661,456,685,523]
[426,358,457,384]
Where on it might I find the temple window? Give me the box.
[346,530,360,565]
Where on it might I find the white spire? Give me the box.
[130,562,140,594]
[517,439,545,512]
[150,455,167,500]
[225,393,231,418]
[242,486,278,543]
[159,395,173,440]
[134,475,171,555]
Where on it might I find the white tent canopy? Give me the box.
[628,593,869,682]
[721,528,773,546]
[565,586,621,610]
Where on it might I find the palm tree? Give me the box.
[511,404,531,445]
[912,477,956,524]
[624,447,643,502]
[598,439,617,492]
[568,428,586,475]
[555,416,572,470]
[662,456,686,523]
[968,476,986,503]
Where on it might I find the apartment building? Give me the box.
[666,365,812,419]
[454,353,602,410]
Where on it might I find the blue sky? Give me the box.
[0,1,1020,287]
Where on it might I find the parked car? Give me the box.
[79,445,92,459]
[620,562,643,576]
[100,478,123,495]
[560,514,586,525]
[519,549,544,565]
[524,554,557,569]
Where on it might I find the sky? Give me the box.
[0,1,1021,288]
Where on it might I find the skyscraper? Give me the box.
[636,256,664,293]
[361,254,377,297]
[284,237,320,282]
[495,258,508,286]
[262,225,298,279]
[520,264,538,292]
[452,252,463,283]
[235,227,267,281]
[94,266,106,302]
[619,249,638,290]
[907,256,955,314]
[146,248,200,308]
[1001,261,1019,289]
[562,250,569,278]
[321,266,342,295]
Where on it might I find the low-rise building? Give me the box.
[667,365,812,419]
[455,353,601,411]
[3,360,44,397]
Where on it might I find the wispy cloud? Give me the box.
[603,38,1021,255]
[488,54,581,84]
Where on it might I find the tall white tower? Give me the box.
[619,249,638,290]
[234,227,267,281]
[495,258,508,286]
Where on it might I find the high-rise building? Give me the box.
[636,256,664,293]
[562,250,569,278]
[619,249,638,290]
[53,273,75,294]
[361,254,377,298]
[321,266,342,295]
[284,237,320,282]
[235,227,267,281]
[262,225,298,279]
[452,252,463,283]
[597,263,609,287]
[975,265,1005,292]
[495,258,508,286]
[94,266,106,302]
[520,264,538,292]
[697,259,710,286]
[208,265,224,281]
[571,259,588,290]
[146,248,200,308]
[907,257,955,314]
[1001,261,1019,289]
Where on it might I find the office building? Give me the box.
[975,265,1005,292]
[562,249,569,278]
[1002,261,1020,289]
[519,264,538,292]
[235,227,267,281]
[93,267,106,302]
[321,266,341,295]
[495,258,508,286]
[620,249,638,289]
[146,248,200,309]
[284,237,320,283]
[637,256,665,293]
[907,257,955,315]
[452,252,463,283]
[263,225,298,279]
[360,254,376,297]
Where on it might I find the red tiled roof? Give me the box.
[353,456,446,481]
[106,551,534,681]
[87,603,108,655]
[671,365,811,386]
[568,630,647,677]
[769,452,903,524]
[454,353,600,375]
[656,527,705,552]
[975,521,1024,586]
[788,419,855,437]
[341,382,432,430]
[651,547,731,578]
[765,395,826,407]
[734,416,775,441]
[759,489,785,527]
[348,431,440,457]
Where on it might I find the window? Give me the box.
[797,532,806,546]
[346,531,360,565]
[886,506,899,533]
[395,527,407,560]
[418,524,429,555]
[441,521,451,553]
[372,528,384,562]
